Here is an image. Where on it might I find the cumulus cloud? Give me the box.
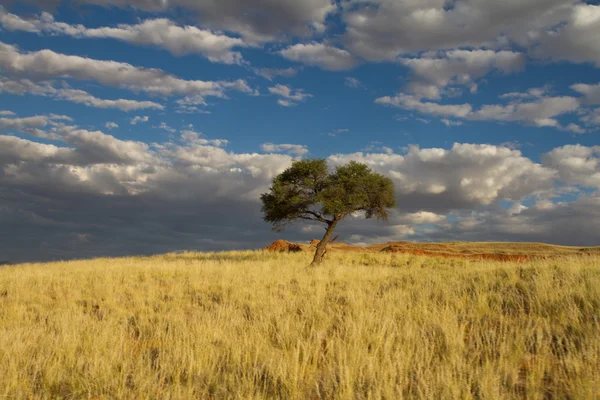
[542,144,600,188]
[280,42,358,71]
[0,78,163,111]
[344,77,364,89]
[105,121,118,130]
[156,122,176,133]
[130,116,149,125]
[0,125,298,261]
[268,84,312,107]
[0,114,52,138]
[329,143,557,210]
[0,41,254,100]
[254,67,299,81]
[376,92,583,131]
[571,83,600,105]
[57,88,164,111]
[470,96,580,126]
[17,0,336,43]
[580,109,600,127]
[408,193,600,246]
[403,211,446,225]
[261,143,309,157]
[0,11,248,64]
[178,130,229,148]
[400,50,526,99]
[530,4,600,67]
[441,119,463,127]
[341,0,576,61]
[0,115,48,131]
[376,94,473,118]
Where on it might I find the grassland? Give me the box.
[1,249,599,399]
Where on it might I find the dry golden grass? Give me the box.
[1,251,599,399]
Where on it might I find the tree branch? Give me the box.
[300,211,331,224]
[298,216,324,223]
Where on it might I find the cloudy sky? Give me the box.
[0,0,599,262]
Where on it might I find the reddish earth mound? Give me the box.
[264,240,303,252]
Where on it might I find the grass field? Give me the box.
[1,249,599,399]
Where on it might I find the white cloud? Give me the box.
[156,122,176,133]
[400,50,526,99]
[130,116,149,125]
[376,94,472,118]
[328,128,350,137]
[254,67,299,81]
[179,130,229,148]
[57,88,164,111]
[441,119,463,127]
[0,123,152,166]
[542,144,600,187]
[0,11,248,64]
[581,109,600,127]
[470,96,580,125]
[377,92,582,131]
[508,203,528,216]
[0,8,39,31]
[105,122,118,130]
[531,4,600,67]
[0,41,254,100]
[500,87,550,100]
[268,84,312,107]
[562,123,586,134]
[174,96,213,114]
[0,110,16,116]
[344,77,364,89]
[280,42,358,71]
[403,211,446,225]
[261,143,309,157]
[418,193,600,246]
[0,115,49,138]
[571,83,600,105]
[10,0,334,44]
[74,0,337,44]
[0,78,163,112]
[342,0,576,61]
[363,142,394,154]
[329,143,556,208]
[48,114,73,121]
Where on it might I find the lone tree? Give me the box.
[260,159,396,266]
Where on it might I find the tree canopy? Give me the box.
[261,159,396,265]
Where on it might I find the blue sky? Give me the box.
[1,0,599,262]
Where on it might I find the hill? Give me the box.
[265,239,600,261]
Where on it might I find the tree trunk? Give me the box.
[310,220,338,266]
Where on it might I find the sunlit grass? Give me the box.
[1,251,599,399]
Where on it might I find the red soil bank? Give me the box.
[264,240,303,252]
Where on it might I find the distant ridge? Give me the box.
[264,240,600,262]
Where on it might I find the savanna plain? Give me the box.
[1,244,599,399]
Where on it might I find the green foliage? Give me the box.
[260,159,396,231]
